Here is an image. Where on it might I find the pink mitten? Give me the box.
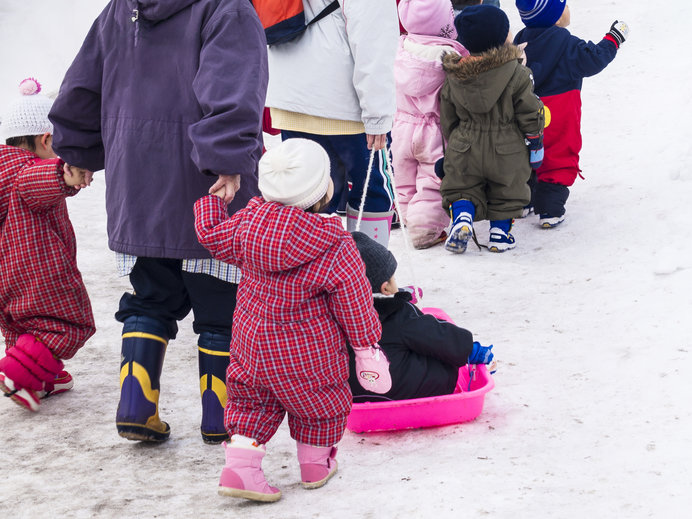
[0,334,63,391]
[353,345,392,394]
[401,286,423,304]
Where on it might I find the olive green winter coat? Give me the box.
[440,45,544,221]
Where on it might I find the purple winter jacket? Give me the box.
[49,0,268,258]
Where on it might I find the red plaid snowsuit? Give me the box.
[0,145,95,359]
[195,196,381,446]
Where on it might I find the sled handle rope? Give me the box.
[354,146,421,297]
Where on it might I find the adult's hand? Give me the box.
[209,174,241,205]
[366,133,387,151]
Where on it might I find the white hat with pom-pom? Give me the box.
[258,138,331,210]
[0,78,54,141]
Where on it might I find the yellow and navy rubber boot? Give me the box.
[198,332,231,444]
[116,317,170,442]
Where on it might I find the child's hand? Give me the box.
[468,341,495,369]
[608,21,629,47]
[353,345,392,394]
[525,135,544,170]
[63,163,93,189]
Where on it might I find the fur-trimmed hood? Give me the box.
[442,44,525,114]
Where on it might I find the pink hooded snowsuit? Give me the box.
[392,0,468,248]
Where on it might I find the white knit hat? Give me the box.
[258,138,331,209]
[0,78,54,141]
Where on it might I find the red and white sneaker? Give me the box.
[0,372,41,412]
[38,370,74,398]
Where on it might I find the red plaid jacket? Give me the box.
[194,195,381,367]
[0,145,95,359]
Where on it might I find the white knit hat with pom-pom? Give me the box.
[0,78,54,141]
[258,138,331,210]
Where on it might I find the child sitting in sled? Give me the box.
[348,231,496,402]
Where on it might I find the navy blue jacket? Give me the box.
[514,26,617,97]
[348,291,474,402]
[50,0,268,258]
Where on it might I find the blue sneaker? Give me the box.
[488,226,516,252]
[539,213,565,228]
[445,200,475,254]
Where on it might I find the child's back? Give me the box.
[392,0,467,249]
[513,0,628,227]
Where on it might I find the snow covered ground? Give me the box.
[1,1,691,518]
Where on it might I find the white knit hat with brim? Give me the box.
[258,138,331,210]
[0,78,54,141]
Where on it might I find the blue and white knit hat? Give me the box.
[516,0,566,28]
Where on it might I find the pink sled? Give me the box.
[346,307,495,434]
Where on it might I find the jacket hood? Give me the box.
[132,0,198,22]
[396,36,466,99]
[241,201,343,273]
[398,0,457,39]
[442,44,523,113]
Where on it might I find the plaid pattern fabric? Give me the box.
[195,195,382,445]
[116,252,241,283]
[0,145,95,359]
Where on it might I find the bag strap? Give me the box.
[307,0,340,27]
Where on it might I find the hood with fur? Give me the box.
[442,44,523,113]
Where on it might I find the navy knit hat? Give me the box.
[516,0,566,28]
[455,5,510,54]
[351,232,398,293]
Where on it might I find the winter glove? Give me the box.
[526,134,544,170]
[434,157,445,180]
[468,341,494,365]
[0,334,63,392]
[607,20,629,47]
[401,285,423,304]
[353,345,392,394]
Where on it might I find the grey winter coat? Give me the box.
[49,0,268,258]
[439,45,544,221]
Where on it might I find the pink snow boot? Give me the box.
[297,442,338,489]
[218,436,281,502]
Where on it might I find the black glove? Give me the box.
[434,157,445,179]
[608,20,629,47]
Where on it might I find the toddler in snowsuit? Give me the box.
[391,0,468,249]
[514,0,629,227]
[194,138,391,502]
[348,231,495,402]
[0,78,95,412]
[439,5,544,253]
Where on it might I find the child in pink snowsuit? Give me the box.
[0,79,95,412]
[391,0,469,249]
[194,138,390,502]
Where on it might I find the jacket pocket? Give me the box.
[495,140,526,155]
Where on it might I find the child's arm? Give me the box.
[563,21,628,81]
[193,194,244,265]
[439,80,460,141]
[16,158,80,212]
[327,237,382,350]
[513,68,545,138]
[400,307,475,367]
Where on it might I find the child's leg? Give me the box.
[390,120,418,225]
[404,121,450,249]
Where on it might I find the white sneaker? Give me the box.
[539,213,565,228]
[488,227,516,252]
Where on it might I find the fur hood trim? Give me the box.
[442,44,523,81]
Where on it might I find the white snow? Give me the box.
[1,1,691,517]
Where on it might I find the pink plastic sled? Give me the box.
[346,307,495,433]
